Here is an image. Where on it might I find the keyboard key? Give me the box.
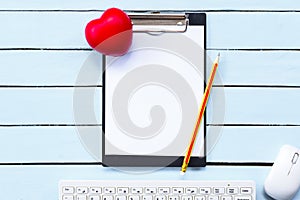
[172,187,184,194]
[104,188,116,194]
[214,187,225,194]
[240,188,252,194]
[200,188,211,194]
[103,195,114,200]
[234,196,252,200]
[89,196,100,200]
[90,187,102,194]
[158,188,170,194]
[132,188,143,194]
[182,195,193,200]
[77,195,87,200]
[195,196,206,200]
[145,188,156,194]
[186,187,197,194]
[208,196,219,200]
[169,195,179,200]
[234,196,253,200]
[63,187,75,194]
[221,196,233,200]
[129,195,140,200]
[63,195,74,200]
[77,187,88,194]
[142,195,153,200]
[118,188,129,194]
[227,188,238,194]
[116,195,127,200]
[155,195,166,200]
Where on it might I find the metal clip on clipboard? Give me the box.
[129,13,189,33]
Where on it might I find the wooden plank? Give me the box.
[206,87,300,124]
[1,12,300,49]
[0,165,275,199]
[1,87,299,125]
[207,12,300,49]
[0,126,298,163]
[0,12,98,48]
[207,50,300,86]
[1,0,300,11]
[0,127,99,162]
[207,126,300,162]
[0,88,101,124]
[2,50,300,86]
[0,126,300,163]
[0,51,102,86]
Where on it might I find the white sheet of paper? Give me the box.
[104,26,205,158]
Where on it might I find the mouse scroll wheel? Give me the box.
[292,152,299,164]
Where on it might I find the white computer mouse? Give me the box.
[264,145,300,200]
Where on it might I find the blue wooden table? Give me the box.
[1,1,300,199]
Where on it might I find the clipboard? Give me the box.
[102,12,206,167]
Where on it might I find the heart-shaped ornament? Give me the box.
[85,8,133,56]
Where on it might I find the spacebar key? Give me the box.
[234,196,252,200]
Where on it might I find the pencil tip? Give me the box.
[180,171,185,176]
[214,53,220,63]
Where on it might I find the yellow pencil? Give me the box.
[180,53,220,175]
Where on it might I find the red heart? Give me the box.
[85,8,133,56]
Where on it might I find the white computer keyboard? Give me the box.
[59,180,256,200]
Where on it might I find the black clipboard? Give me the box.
[102,12,206,167]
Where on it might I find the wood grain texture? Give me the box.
[207,50,300,86]
[0,87,298,125]
[207,126,300,162]
[1,12,300,49]
[0,127,96,162]
[207,88,300,124]
[0,12,97,48]
[1,0,300,11]
[1,50,300,86]
[207,12,300,49]
[0,50,102,86]
[0,88,101,124]
[0,126,298,163]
